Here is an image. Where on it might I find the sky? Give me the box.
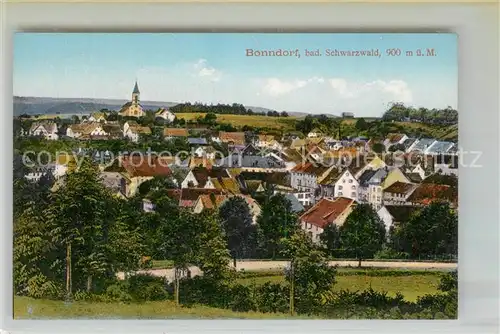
[14,33,457,117]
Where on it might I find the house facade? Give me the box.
[119,81,144,117]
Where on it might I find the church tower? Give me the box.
[132,81,140,106]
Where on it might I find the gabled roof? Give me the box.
[299,197,355,229]
[406,183,457,206]
[177,188,226,207]
[283,193,305,213]
[127,125,151,135]
[219,131,246,145]
[164,128,189,137]
[190,167,230,187]
[197,194,230,210]
[384,205,421,223]
[405,172,423,183]
[121,156,172,178]
[385,133,406,144]
[385,181,416,194]
[212,177,241,194]
[258,134,275,142]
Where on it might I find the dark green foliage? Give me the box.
[339,204,387,265]
[257,193,299,258]
[320,223,342,257]
[394,202,458,258]
[219,197,254,263]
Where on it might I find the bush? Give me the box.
[374,247,409,260]
[26,274,63,300]
[105,283,133,303]
[127,273,169,302]
[229,284,257,312]
[254,282,289,314]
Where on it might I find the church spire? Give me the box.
[133,80,140,94]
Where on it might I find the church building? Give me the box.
[119,81,144,117]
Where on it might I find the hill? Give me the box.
[13,96,334,118]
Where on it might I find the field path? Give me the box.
[116,260,457,281]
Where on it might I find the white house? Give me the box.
[333,169,359,201]
[194,146,217,160]
[290,163,335,196]
[357,168,388,211]
[307,128,323,138]
[88,112,107,123]
[66,123,109,139]
[434,155,459,176]
[156,108,176,123]
[181,167,230,189]
[29,122,59,140]
[124,125,151,143]
[382,181,418,205]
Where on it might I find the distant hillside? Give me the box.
[13,96,331,118]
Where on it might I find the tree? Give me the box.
[159,209,203,305]
[280,231,337,315]
[203,112,217,125]
[257,194,299,258]
[372,143,386,154]
[388,143,406,152]
[45,158,116,297]
[339,204,386,267]
[71,115,80,124]
[396,201,457,259]
[320,223,342,257]
[355,118,368,131]
[218,197,253,267]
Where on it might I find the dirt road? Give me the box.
[116,260,457,281]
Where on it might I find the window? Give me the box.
[338,192,343,196]
[346,172,350,176]
[308,231,313,238]
[298,193,303,199]
[351,192,356,197]
[342,179,346,183]
[338,185,343,190]
[349,179,353,184]
[352,185,356,190]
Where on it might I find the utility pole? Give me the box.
[290,259,295,316]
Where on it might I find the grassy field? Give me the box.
[13,296,315,319]
[177,113,297,131]
[237,272,440,302]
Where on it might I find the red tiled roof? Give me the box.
[385,181,415,194]
[178,188,226,207]
[164,128,188,137]
[219,131,245,145]
[299,197,354,229]
[387,133,405,144]
[406,183,457,205]
[121,156,172,177]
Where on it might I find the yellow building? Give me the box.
[119,81,144,117]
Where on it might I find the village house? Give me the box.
[155,108,176,123]
[377,205,421,234]
[405,183,457,207]
[434,154,459,176]
[219,131,246,146]
[124,124,152,143]
[380,167,412,190]
[299,197,356,243]
[66,122,109,139]
[382,181,418,205]
[307,128,323,138]
[88,112,107,123]
[194,146,217,160]
[425,141,456,155]
[383,133,409,150]
[99,171,127,198]
[119,81,144,117]
[29,121,59,140]
[193,194,262,224]
[187,137,208,146]
[407,138,437,153]
[181,166,231,189]
[164,128,189,140]
[357,167,389,211]
[290,162,336,197]
[121,155,173,196]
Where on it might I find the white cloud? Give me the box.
[262,77,324,96]
[193,58,221,82]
